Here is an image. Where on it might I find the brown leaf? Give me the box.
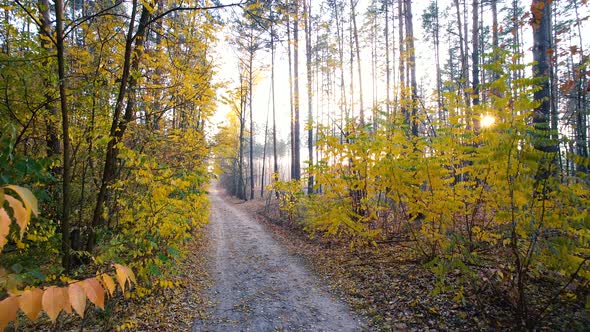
[42,286,65,322]
[0,296,18,331]
[19,288,44,320]
[82,278,105,310]
[69,283,86,318]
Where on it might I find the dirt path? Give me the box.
[192,187,365,332]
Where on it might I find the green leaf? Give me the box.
[167,246,180,257]
[11,263,23,274]
[148,263,162,277]
[30,269,45,281]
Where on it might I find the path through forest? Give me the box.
[192,186,365,331]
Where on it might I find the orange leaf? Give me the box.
[5,195,28,238]
[114,264,128,293]
[100,274,116,297]
[0,208,9,251]
[0,296,18,331]
[82,278,104,310]
[62,287,72,314]
[19,288,44,320]
[68,283,86,318]
[42,287,65,322]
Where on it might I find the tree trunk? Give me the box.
[261,108,269,197]
[404,0,418,136]
[453,0,469,108]
[38,0,60,159]
[385,0,391,117]
[304,0,313,193]
[490,0,501,99]
[350,0,364,125]
[88,1,150,252]
[471,0,480,129]
[286,3,295,180]
[248,26,255,200]
[55,0,71,271]
[573,0,588,174]
[292,0,301,180]
[398,0,405,108]
[271,7,279,186]
[434,0,443,123]
[531,0,558,156]
[238,70,246,200]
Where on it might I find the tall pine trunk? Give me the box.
[292,0,301,180]
[304,0,313,193]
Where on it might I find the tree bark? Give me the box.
[531,0,558,159]
[404,0,418,136]
[304,0,313,193]
[248,25,255,200]
[38,0,60,159]
[55,0,71,271]
[350,0,364,125]
[292,0,301,180]
[384,0,391,118]
[270,7,278,185]
[471,0,480,129]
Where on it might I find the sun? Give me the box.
[480,114,496,128]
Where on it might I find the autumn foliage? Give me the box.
[271,51,590,327]
[0,0,216,330]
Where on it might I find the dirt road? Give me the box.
[192,187,365,332]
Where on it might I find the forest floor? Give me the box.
[241,194,590,331]
[191,186,366,331]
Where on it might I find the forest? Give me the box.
[0,0,589,331]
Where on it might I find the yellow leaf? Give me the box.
[124,266,136,285]
[5,185,38,216]
[19,288,44,320]
[0,208,9,251]
[42,286,65,322]
[114,264,128,293]
[0,296,18,330]
[100,274,116,297]
[68,283,86,318]
[5,195,28,238]
[82,278,104,310]
[140,0,155,13]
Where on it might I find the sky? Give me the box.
[210,0,430,141]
